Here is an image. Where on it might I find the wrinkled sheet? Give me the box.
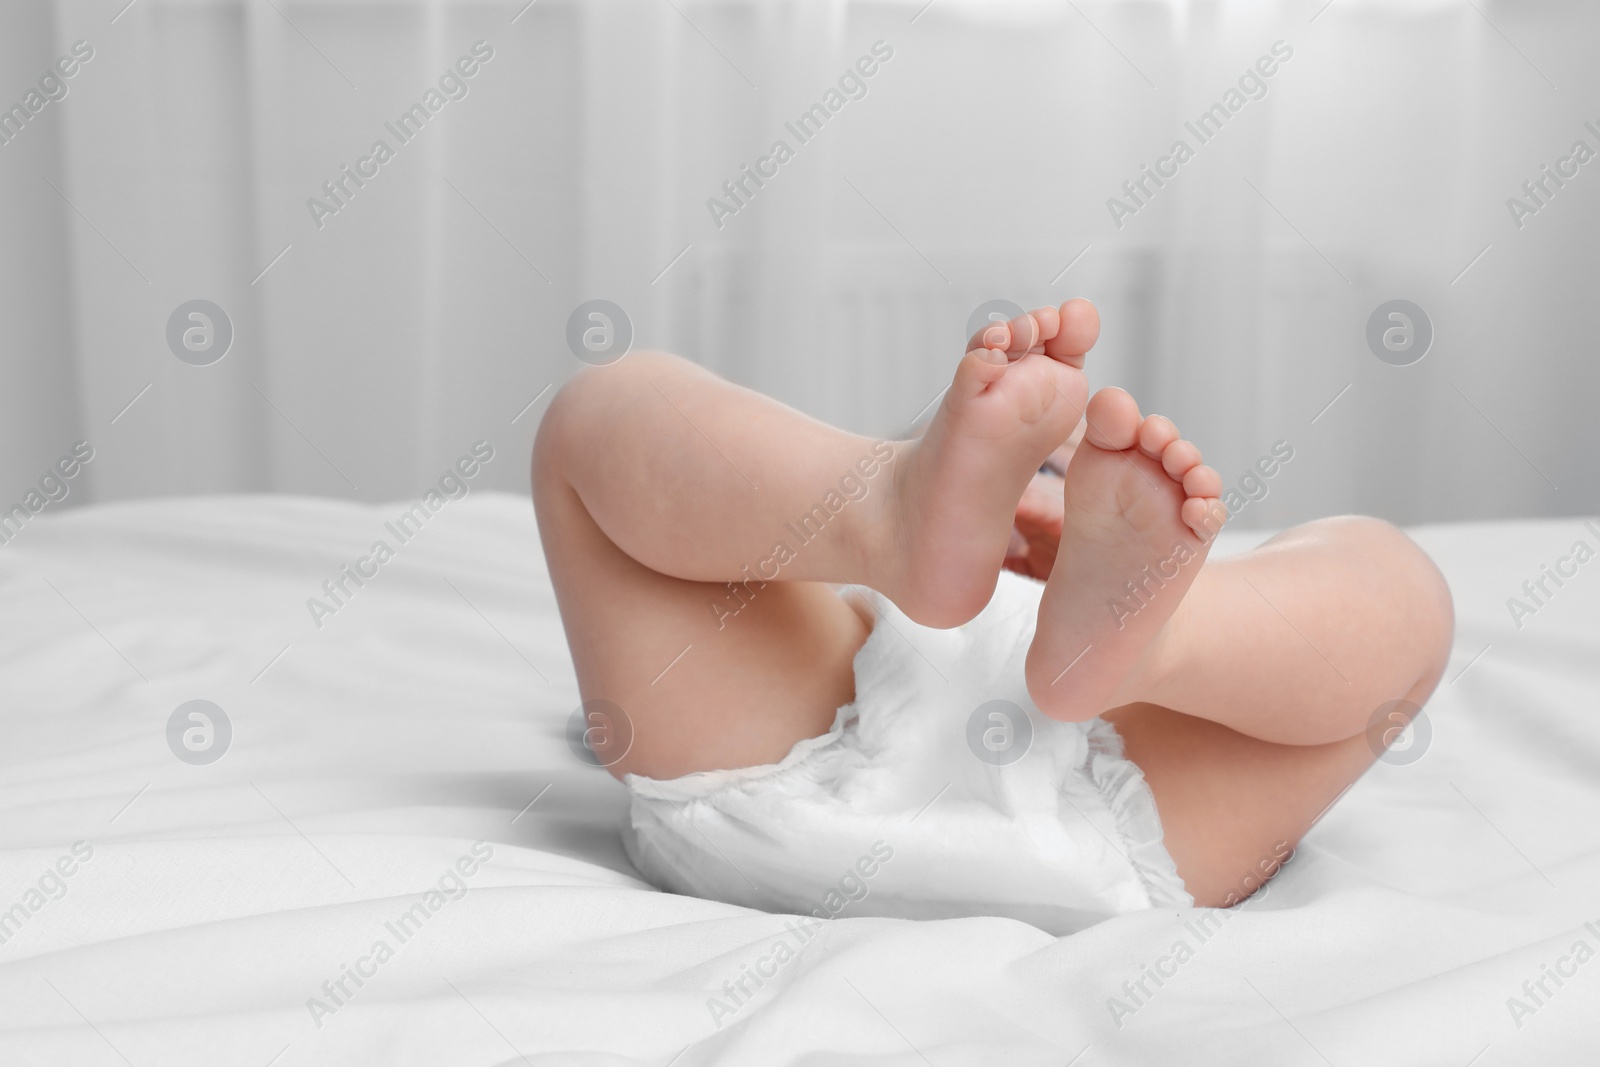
[2,493,1597,1065]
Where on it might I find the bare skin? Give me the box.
[532,299,1454,907]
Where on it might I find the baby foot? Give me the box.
[881,299,1099,628]
[1024,387,1228,721]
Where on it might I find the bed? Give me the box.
[2,493,1597,1065]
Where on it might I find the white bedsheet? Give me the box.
[2,493,1597,1065]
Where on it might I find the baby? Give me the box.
[533,298,1453,932]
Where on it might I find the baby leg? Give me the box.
[1020,387,1453,903]
[1026,387,1453,745]
[535,301,1096,778]
[534,352,880,779]
[1107,516,1452,903]
[1129,517,1454,745]
[1106,703,1383,907]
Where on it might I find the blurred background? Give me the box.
[2,0,1594,530]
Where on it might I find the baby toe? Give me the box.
[1043,298,1099,367]
[1083,388,1141,450]
[1138,415,1180,459]
[1181,463,1221,498]
[1160,439,1202,480]
[1005,311,1042,358]
[1181,496,1229,541]
[1030,304,1061,341]
[968,321,1010,353]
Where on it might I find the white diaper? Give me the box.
[621,570,1192,936]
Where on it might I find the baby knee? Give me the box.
[1340,516,1454,670]
[535,351,681,466]
[1309,515,1453,640]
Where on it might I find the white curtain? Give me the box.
[3,0,1593,528]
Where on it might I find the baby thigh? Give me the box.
[1104,701,1376,907]
[535,455,868,781]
